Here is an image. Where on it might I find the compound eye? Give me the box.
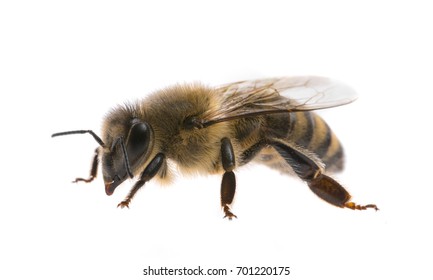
[126,122,152,165]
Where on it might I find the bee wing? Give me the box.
[202,76,357,126]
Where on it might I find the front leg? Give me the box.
[117,153,165,208]
[73,148,99,183]
[220,138,237,219]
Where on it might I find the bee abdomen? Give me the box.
[288,112,344,172]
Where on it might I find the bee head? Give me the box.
[102,119,154,195]
[52,118,154,196]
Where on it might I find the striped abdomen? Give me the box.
[257,111,344,173]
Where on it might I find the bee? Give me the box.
[52,76,378,219]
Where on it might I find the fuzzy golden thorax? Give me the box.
[101,84,232,180]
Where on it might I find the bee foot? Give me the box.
[117,200,131,209]
[345,202,379,211]
[223,206,237,220]
[72,176,95,183]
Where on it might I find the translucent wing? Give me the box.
[202,76,357,127]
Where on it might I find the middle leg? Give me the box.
[220,137,237,219]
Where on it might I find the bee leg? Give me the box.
[117,153,165,209]
[73,148,99,183]
[308,174,379,211]
[271,141,378,211]
[220,138,237,219]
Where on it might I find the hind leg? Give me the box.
[271,140,378,211]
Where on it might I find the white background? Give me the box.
[1,1,432,279]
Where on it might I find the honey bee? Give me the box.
[52,76,378,219]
